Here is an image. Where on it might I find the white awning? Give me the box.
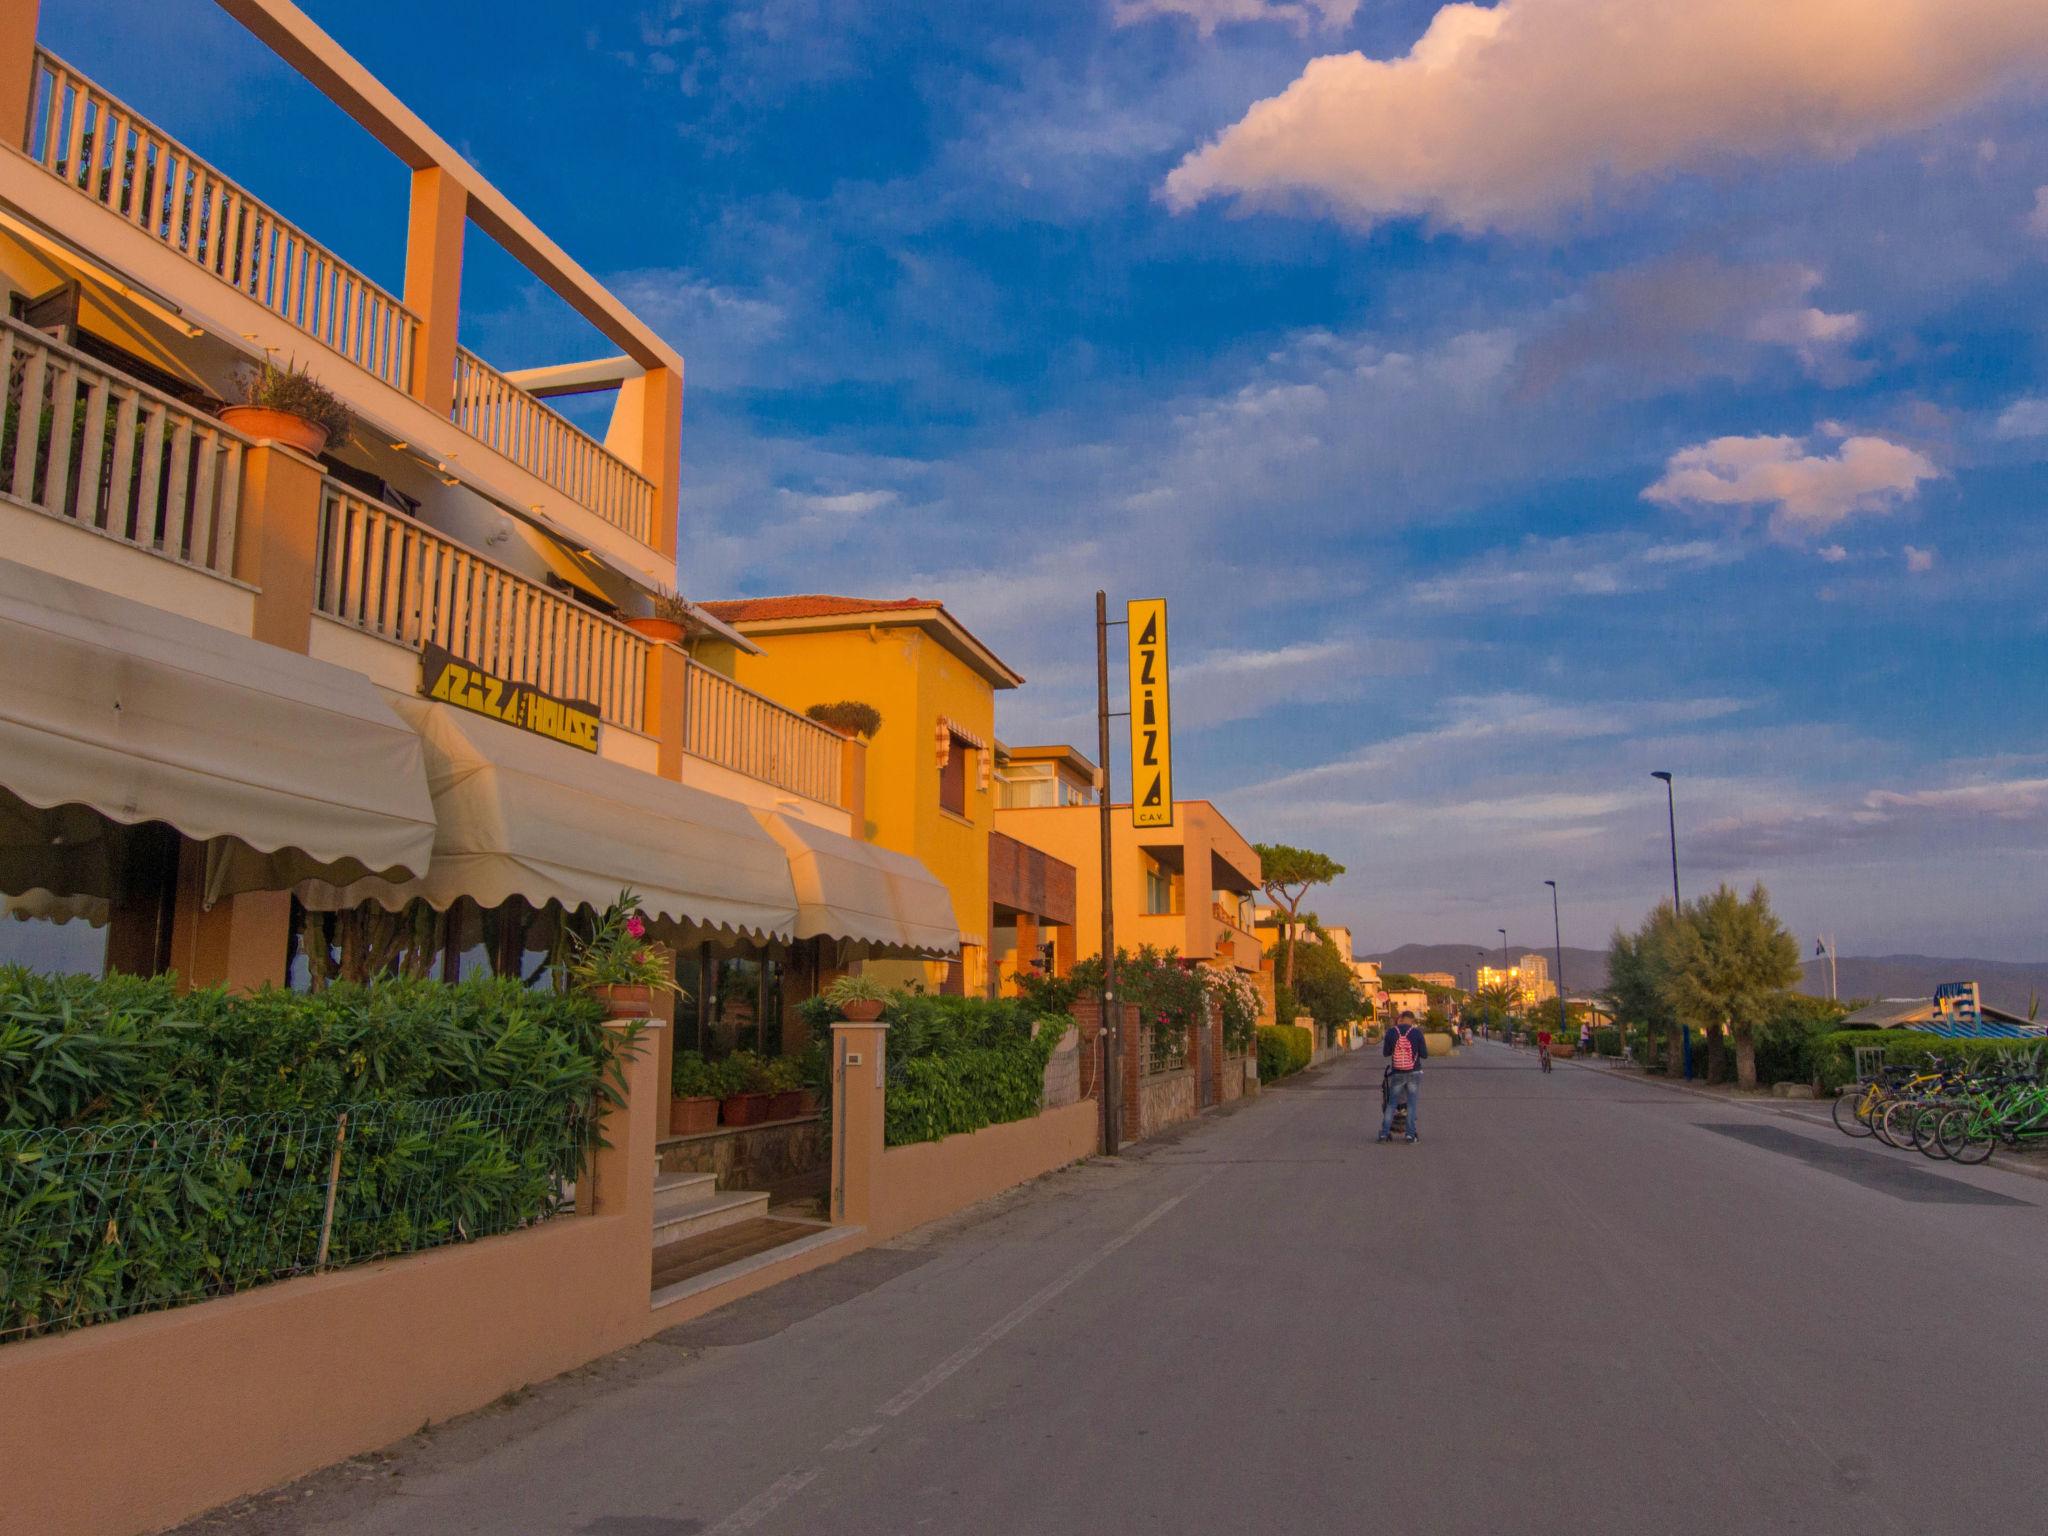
[0,560,436,903]
[301,698,800,942]
[751,810,960,957]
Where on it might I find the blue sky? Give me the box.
[48,0,2048,961]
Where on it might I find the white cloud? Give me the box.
[1643,431,1940,540]
[1818,543,1849,563]
[1163,0,2048,229]
[1994,396,2048,438]
[2027,186,2048,238]
[1408,532,1737,610]
[1115,0,1357,35]
[777,488,898,517]
[1904,543,1938,572]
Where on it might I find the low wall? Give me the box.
[1221,1052,1246,1102]
[1140,1066,1197,1138]
[658,1115,826,1187]
[1042,1027,1081,1109]
[865,1100,1099,1243]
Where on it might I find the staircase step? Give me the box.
[652,1188,771,1246]
[652,1170,717,1218]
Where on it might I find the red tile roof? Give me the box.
[697,595,940,624]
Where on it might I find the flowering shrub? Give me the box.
[564,890,680,993]
[1209,969,1261,1054]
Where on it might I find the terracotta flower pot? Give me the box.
[838,998,885,1023]
[219,404,329,458]
[588,982,654,1020]
[669,1096,719,1136]
[626,616,687,644]
[769,1089,805,1121]
[720,1091,777,1127]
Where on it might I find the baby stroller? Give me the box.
[1381,1062,1409,1134]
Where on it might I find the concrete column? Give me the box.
[830,1019,888,1227]
[0,0,39,150]
[166,841,289,992]
[841,735,868,836]
[231,441,326,655]
[403,167,467,414]
[644,644,688,780]
[1011,913,1040,995]
[632,365,684,562]
[582,1010,662,1230]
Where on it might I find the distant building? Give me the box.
[1414,971,1456,990]
[1477,962,1554,1006]
[1354,958,1383,992]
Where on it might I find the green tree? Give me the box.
[1253,843,1345,995]
[1470,980,1519,1034]
[1664,884,1802,1091]
[1283,930,1369,1040]
[1605,902,1685,1072]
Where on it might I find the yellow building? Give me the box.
[697,596,1030,997]
[1477,964,1556,1006]
[996,794,1264,981]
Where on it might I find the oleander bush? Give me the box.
[882,994,1071,1147]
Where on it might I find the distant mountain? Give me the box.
[1365,943,2048,1017]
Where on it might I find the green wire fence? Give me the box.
[1,1091,588,1342]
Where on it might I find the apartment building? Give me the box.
[0,2,956,1041]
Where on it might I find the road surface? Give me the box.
[182,1040,2048,1535]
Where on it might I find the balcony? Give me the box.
[683,660,844,808]
[314,483,651,734]
[21,49,658,553]
[0,314,245,578]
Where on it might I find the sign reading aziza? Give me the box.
[419,643,600,753]
[1126,598,1173,828]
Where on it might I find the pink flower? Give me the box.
[625,912,647,939]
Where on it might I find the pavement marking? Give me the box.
[698,1180,1207,1534]
[876,1184,1199,1418]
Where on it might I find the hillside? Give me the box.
[1366,944,2048,1016]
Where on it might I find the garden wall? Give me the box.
[863,1099,1100,1243]
[1140,1066,1198,1138]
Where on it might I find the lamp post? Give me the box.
[1544,880,1567,1048]
[1650,771,1690,1080]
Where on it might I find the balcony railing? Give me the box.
[24,51,660,550]
[26,50,419,395]
[0,315,244,577]
[683,659,843,807]
[451,348,655,547]
[314,483,650,733]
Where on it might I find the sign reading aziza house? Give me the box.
[419,644,601,753]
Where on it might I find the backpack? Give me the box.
[1391,1026,1418,1073]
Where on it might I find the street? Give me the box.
[186,1043,2048,1536]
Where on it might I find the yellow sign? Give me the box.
[420,643,600,753]
[1126,598,1173,827]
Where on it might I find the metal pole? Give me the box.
[1546,880,1566,1046]
[1653,771,1691,1080]
[1097,590,1120,1156]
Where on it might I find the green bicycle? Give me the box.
[1937,1076,2048,1165]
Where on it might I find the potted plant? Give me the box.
[823,973,891,1023]
[566,889,680,1019]
[804,700,883,739]
[627,588,691,645]
[764,1056,807,1121]
[718,1051,779,1127]
[220,358,352,458]
[669,1051,722,1136]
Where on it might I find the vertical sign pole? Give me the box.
[1096,590,1120,1155]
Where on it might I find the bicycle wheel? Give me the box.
[1942,1109,1995,1165]
[1914,1104,1952,1159]
[1833,1090,1875,1137]
[1877,1099,1919,1148]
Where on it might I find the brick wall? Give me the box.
[989,830,1077,926]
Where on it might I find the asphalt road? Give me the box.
[184,1041,2048,1536]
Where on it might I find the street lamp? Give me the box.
[1544,880,1567,1046]
[1650,771,1691,1079]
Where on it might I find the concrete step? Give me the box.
[652,1170,717,1220]
[651,1188,772,1248]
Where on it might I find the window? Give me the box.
[1143,856,1181,916]
[996,762,1055,809]
[939,731,971,816]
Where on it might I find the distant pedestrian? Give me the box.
[1536,1026,1553,1073]
[1579,1023,1592,1054]
[1378,1009,1427,1143]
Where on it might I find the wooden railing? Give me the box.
[313,483,650,734]
[451,348,655,546]
[0,316,244,576]
[25,50,419,395]
[683,659,844,807]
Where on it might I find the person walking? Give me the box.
[1378,1009,1427,1143]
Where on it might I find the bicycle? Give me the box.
[1938,1075,2048,1165]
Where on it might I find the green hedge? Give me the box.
[882,995,1071,1147]
[0,969,630,1339]
[1256,1025,1313,1082]
[0,968,617,1129]
[1816,1030,2047,1089]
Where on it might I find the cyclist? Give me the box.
[1536,1025,1553,1073]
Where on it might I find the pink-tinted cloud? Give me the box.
[1643,432,1940,540]
[1164,0,2048,229]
